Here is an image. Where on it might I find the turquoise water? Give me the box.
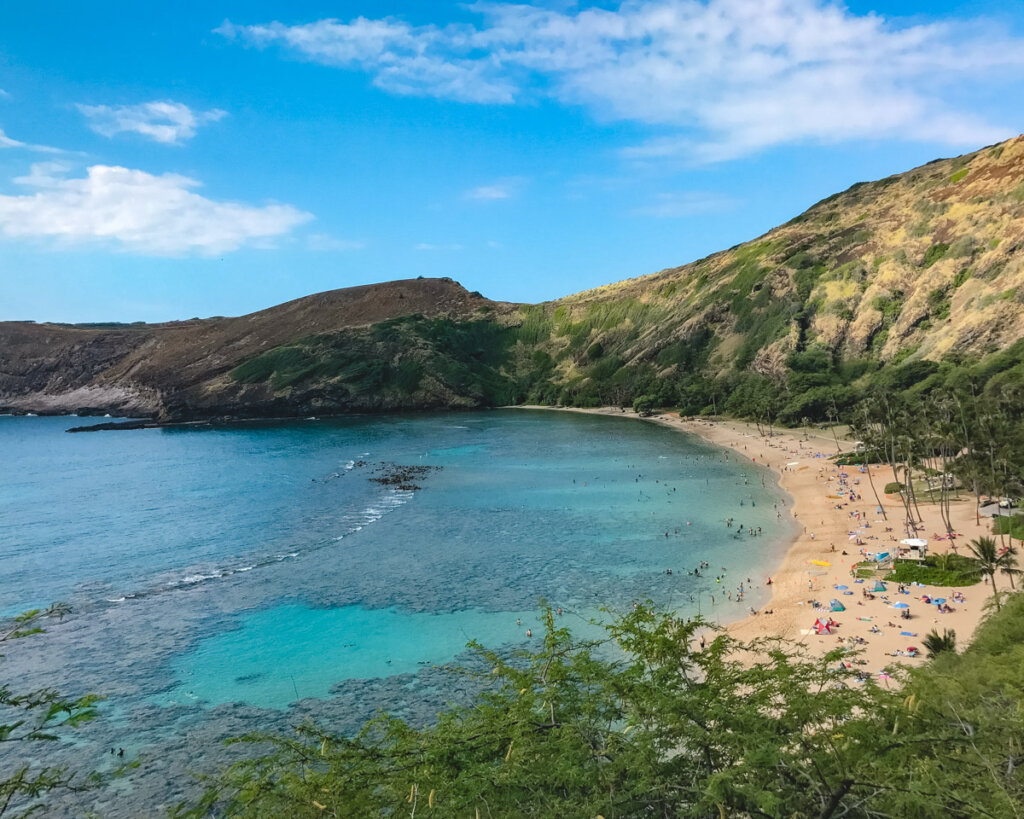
[166,604,610,709]
[0,410,794,814]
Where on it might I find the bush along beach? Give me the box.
[174,596,1024,818]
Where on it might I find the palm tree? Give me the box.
[1001,556,1022,590]
[966,536,1018,610]
[922,628,957,657]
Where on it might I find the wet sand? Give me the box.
[515,405,994,674]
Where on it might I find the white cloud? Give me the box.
[630,191,736,218]
[0,128,25,149]
[0,127,62,154]
[0,89,10,99]
[221,1,1024,161]
[0,163,312,255]
[77,100,227,145]
[216,18,517,103]
[464,176,525,200]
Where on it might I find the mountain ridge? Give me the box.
[3,135,1024,423]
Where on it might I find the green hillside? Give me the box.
[220,136,1024,425]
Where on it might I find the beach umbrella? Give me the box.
[933,598,947,605]
[893,602,910,609]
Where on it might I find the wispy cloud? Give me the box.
[414,242,463,251]
[630,191,736,218]
[221,2,1024,161]
[0,127,63,154]
[216,17,517,103]
[0,89,10,100]
[464,176,525,201]
[77,100,226,145]
[0,162,312,255]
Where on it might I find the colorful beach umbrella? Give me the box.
[893,602,910,609]
[933,598,947,605]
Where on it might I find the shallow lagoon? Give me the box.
[0,410,794,815]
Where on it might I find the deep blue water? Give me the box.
[0,410,795,814]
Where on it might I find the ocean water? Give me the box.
[0,410,795,815]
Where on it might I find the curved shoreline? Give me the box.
[511,405,993,669]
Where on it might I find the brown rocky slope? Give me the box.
[0,278,507,418]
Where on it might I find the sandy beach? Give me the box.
[516,405,995,673]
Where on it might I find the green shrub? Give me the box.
[948,236,976,258]
[992,514,1024,541]
[927,287,951,320]
[872,292,904,320]
[921,243,950,268]
[886,554,982,586]
[633,394,658,416]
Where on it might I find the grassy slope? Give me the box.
[523,135,1024,394]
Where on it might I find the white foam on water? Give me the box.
[103,481,419,605]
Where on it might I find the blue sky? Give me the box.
[1,1,1023,322]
